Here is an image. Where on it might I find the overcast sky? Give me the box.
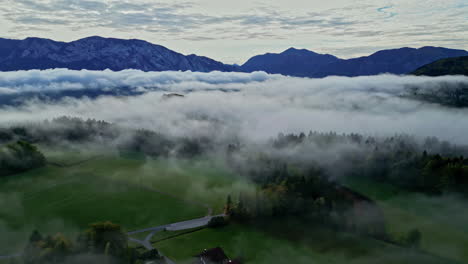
[0,0,467,64]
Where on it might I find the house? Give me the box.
[194,247,242,264]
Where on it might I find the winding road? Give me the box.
[125,182,224,264]
[127,214,224,250]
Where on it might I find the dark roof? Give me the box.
[196,247,228,262]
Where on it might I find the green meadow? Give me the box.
[153,222,452,264]
[0,150,252,255]
[0,149,465,264]
[343,177,468,263]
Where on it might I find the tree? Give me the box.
[29,230,43,243]
[224,195,233,215]
[0,141,46,177]
[404,229,422,248]
[208,216,228,228]
[84,221,128,258]
[138,249,163,262]
[23,231,72,264]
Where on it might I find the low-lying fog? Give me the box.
[0,69,467,144]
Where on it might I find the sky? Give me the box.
[0,0,467,64]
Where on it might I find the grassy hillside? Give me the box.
[412,56,468,76]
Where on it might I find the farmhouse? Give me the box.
[194,247,242,264]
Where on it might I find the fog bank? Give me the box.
[0,69,467,144]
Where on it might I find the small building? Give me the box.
[194,247,242,264]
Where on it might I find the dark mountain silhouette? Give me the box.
[412,56,468,76]
[241,47,340,77]
[0,36,236,72]
[240,46,468,77]
[1,36,467,78]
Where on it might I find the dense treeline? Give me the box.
[390,153,468,194]
[225,157,387,239]
[269,132,468,194]
[0,117,118,145]
[3,117,467,195]
[0,117,214,159]
[23,222,165,264]
[3,117,468,195]
[221,131,468,243]
[0,140,46,176]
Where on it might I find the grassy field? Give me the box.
[154,222,452,264]
[0,150,255,255]
[1,148,465,264]
[343,177,468,263]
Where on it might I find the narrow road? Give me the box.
[128,214,225,250]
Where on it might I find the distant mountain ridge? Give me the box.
[241,48,340,77]
[0,36,467,77]
[0,36,236,72]
[240,46,468,77]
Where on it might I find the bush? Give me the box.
[208,216,228,228]
[399,228,422,249]
[0,141,46,177]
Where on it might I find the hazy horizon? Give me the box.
[1,0,467,64]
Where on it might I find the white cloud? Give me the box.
[0,69,468,145]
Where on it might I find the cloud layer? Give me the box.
[0,69,468,145]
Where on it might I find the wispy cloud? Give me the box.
[0,0,466,63]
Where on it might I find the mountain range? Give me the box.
[242,47,468,77]
[1,36,467,77]
[0,36,235,72]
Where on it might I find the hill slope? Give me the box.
[0,36,236,72]
[412,56,468,76]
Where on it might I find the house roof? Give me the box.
[196,247,228,262]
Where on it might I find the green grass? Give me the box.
[154,222,451,264]
[2,148,464,264]
[343,177,468,263]
[0,151,252,255]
